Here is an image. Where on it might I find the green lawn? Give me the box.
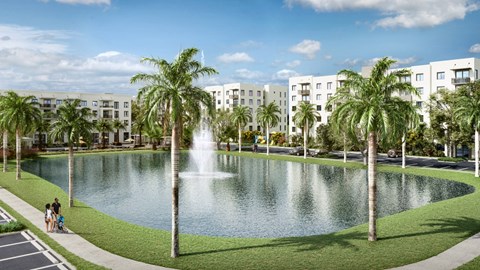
[0,151,479,270]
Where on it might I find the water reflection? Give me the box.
[23,153,474,238]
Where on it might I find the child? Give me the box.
[45,203,53,232]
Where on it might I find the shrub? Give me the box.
[0,221,25,233]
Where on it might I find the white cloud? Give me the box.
[285,0,479,28]
[217,52,254,63]
[286,60,301,68]
[43,0,111,5]
[289,39,321,59]
[273,69,300,81]
[469,43,480,53]
[0,24,149,93]
[234,68,263,80]
[362,56,418,67]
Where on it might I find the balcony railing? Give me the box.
[229,103,239,108]
[299,100,310,104]
[300,90,310,96]
[229,94,239,99]
[40,104,56,108]
[452,77,471,85]
[102,115,113,119]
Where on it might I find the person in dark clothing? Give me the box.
[52,198,61,229]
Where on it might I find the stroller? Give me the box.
[55,215,68,233]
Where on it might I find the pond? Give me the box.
[23,153,474,238]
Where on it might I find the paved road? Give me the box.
[233,144,475,172]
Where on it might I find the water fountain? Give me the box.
[181,121,235,179]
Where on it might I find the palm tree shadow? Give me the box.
[380,216,480,241]
[182,231,364,257]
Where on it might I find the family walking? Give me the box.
[44,198,62,233]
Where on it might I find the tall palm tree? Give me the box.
[293,102,319,159]
[96,119,114,148]
[212,109,235,150]
[50,99,94,207]
[131,100,147,146]
[0,94,9,172]
[131,47,217,258]
[231,105,252,153]
[327,57,418,241]
[0,91,41,180]
[112,119,126,144]
[454,81,480,177]
[256,102,281,155]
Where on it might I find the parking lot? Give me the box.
[0,207,73,270]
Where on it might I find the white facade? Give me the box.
[0,90,133,146]
[289,57,480,138]
[205,83,289,133]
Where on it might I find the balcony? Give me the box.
[452,77,471,85]
[300,90,310,96]
[229,94,239,99]
[40,104,56,108]
[299,100,310,104]
[100,105,114,109]
[229,103,239,108]
[102,115,113,119]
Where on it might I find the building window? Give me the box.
[81,100,87,106]
[456,69,470,78]
[399,76,411,83]
[43,99,51,105]
[92,101,98,107]
[302,95,310,102]
[327,82,332,90]
[416,87,424,95]
[249,90,253,96]
[437,72,445,80]
[316,94,321,100]
[257,99,261,105]
[124,102,129,108]
[124,120,129,126]
[217,100,221,105]
[292,95,296,101]
[316,83,321,89]
[114,111,119,118]
[92,110,97,117]
[292,106,296,111]
[114,102,119,109]
[316,116,321,122]
[416,73,424,81]
[241,89,245,96]
[292,127,296,133]
[226,99,230,105]
[291,85,296,91]
[249,99,253,105]
[327,93,332,100]
[416,101,423,108]
[241,99,245,105]
[217,91,221,96]
[257,91,261,97]
[316,105,322,111]
[419,114,424,122]
[225,90,229,96]
[56,100,62,105]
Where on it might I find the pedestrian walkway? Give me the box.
[0,186,173,270]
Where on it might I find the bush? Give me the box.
[0,221,25,233]
[438,157,466,162]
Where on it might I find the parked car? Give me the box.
[289,146,310,156]
[387,149,402,158]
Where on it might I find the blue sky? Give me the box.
[0,0,479,95]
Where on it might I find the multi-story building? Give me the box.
[0,90,132,146]
[289,57,480,138]
[205,83,289,133]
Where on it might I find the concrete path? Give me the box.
[391,232,480,269]
[0,186,173,270]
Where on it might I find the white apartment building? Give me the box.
[289,57,480,138]
[0,90,132,146]
[205,83,289,133]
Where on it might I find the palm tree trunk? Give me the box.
[171,122,180,258]
[266,126,270,155]
[238,124,242,153]
[68,145,74,207]
[368,131,377,241]
[343,133,347,163]
[303,121,308,159]
[15,129,21,180]
[475,128,479,177]
[402,134,406,169]
[3,131,7,172]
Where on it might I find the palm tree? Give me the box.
[256,102,281,155]
[112,119,126,144]
[131,100,147,146]
[212,109,235,150]
[0,94,9,172]
[131,47,217,258]
[327,57,419,241]
[293,102,319,159]
[96,119,114,148]
[0,91,41,180]
[454,81,480,177]
[231,105,252,153]
[50,99,94,207]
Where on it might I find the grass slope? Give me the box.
[0,151,479,270]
